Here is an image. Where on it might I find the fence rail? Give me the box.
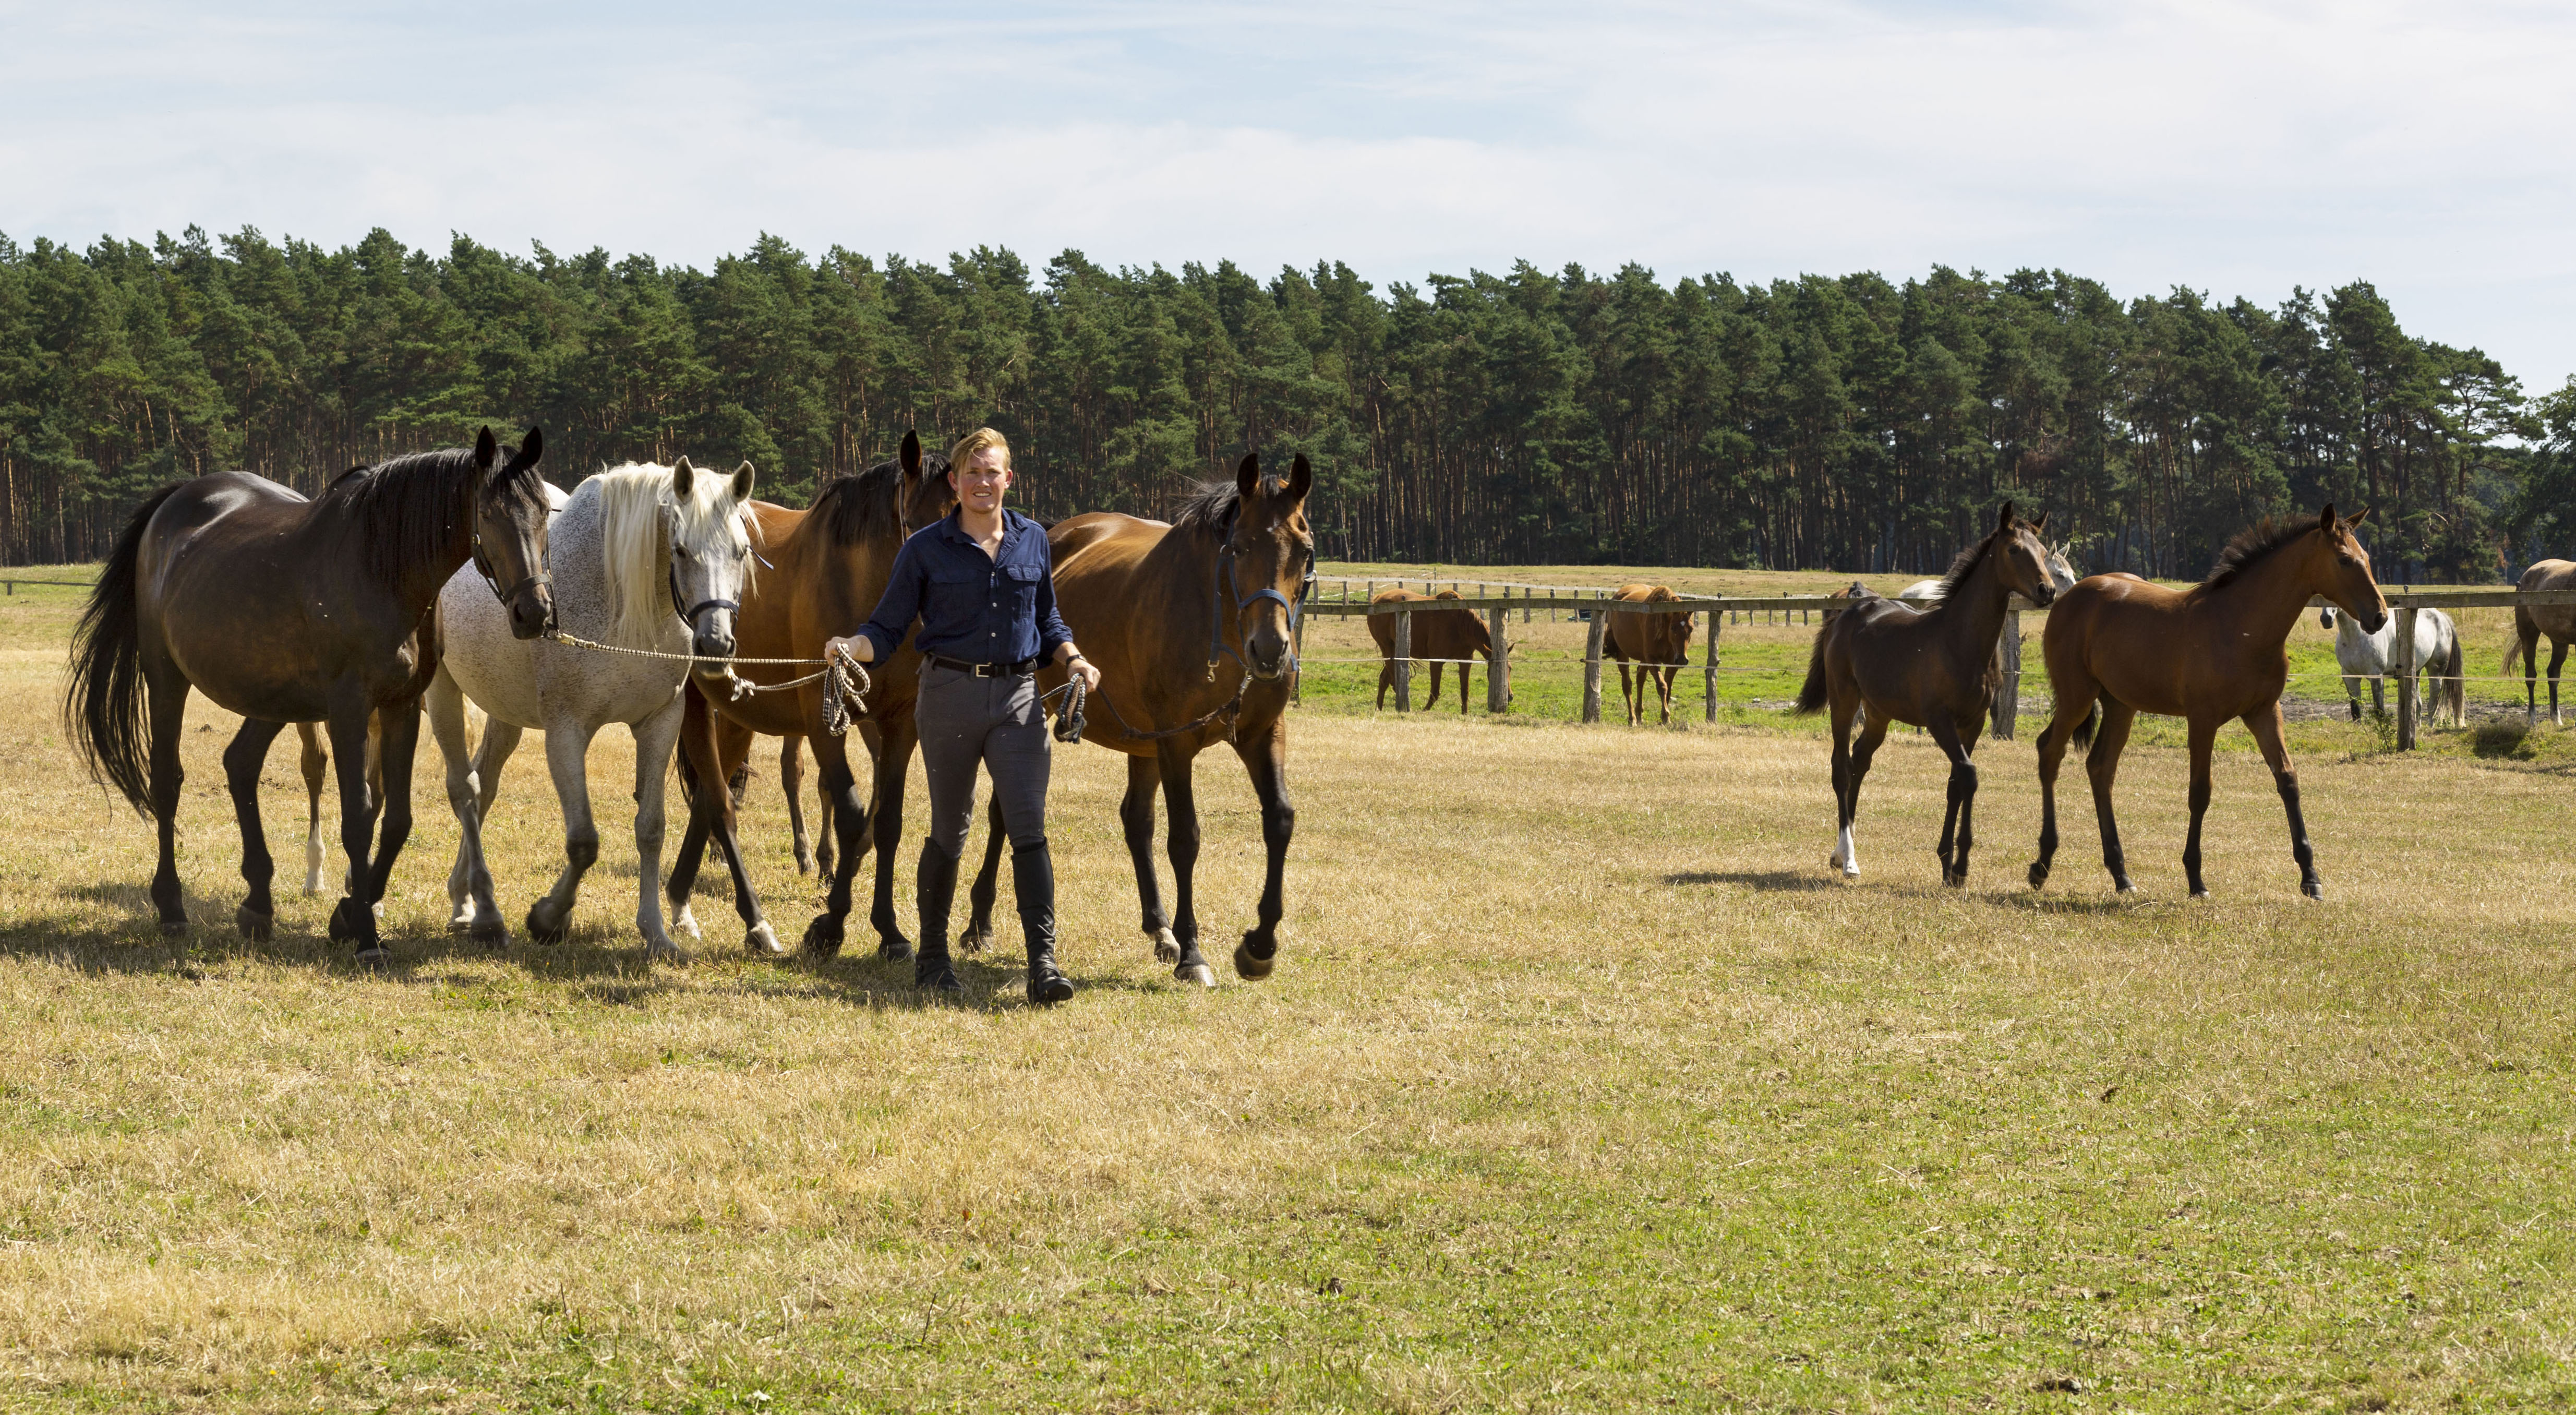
[1297,581,2576,748]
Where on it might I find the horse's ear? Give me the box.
[2032,510,2049,534]
[1236,451,1261,499]
[730,461,756,503]
[515,426,543,468]
[1997,501,2015,532]
[2344,506,2372,528]
[901,429,921,476]
[672,455,695,498]
[1287,452,1314,503]
[2319,503,2337,534]
[474,427,499,471]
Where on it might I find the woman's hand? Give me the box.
[825,634,875,665]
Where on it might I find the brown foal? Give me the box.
[2028,507,2386,900]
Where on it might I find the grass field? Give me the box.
[1,562,2573,1412]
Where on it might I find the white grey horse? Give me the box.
[2321,604,2464,726]
[426,459,760,961]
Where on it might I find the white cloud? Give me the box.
[4,0,2572,386]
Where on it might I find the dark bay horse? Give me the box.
[1367,587,1494,712]
[1794,506,2058,885]
[2505,559,2576,724]
[66,429,554,961]
[962,452,1314,986]
[1605,584,1695,725]
[2028,507,2386,900]
[664,434,955,958]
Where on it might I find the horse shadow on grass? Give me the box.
[1656,867,2163,916]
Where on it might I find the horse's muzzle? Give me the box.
[507,586,555,641]
[2027,586,2056,608]
[2358,608,2389,633]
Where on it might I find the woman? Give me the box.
[827,428,1102,1002]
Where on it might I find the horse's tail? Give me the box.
[2067,698,2103,751]
[2502,610,2532,676]
[64,483,182,815]
[2443,633,2466,724]
[1792,628,1831,714]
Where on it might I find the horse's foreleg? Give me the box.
[2369,675,2385,718]
[296,722,328,894]
[1425,660,1444,711]
[962,792,1006,953]
[2029,690,2089,890]
[664,684,725,943]
[1376,658,1392,710]
[865,717,913,956]
[1841,717,1889,878]
[2245,707,2320,900]
[1158,742,1209,983]
[1459,658,1473,715]
[803,729,873,961]
[1927,718,1976,887]
[221,718,288,940]
[427,671,505,944]
[2550,641,2568,726]
[323,694,385,961]
[2340,675,2361,721]
[2085,701,2138,894]
[363,700,422,911]
[630,700,686,962]
[1229,723,1295,983]
[2181,717,2218,898]
[1657,665,1676,724]
[525,720,603,946]
[1121,753,1175,962]
[781,736,813,875]
[1826,705,1857,876]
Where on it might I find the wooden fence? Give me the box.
[1300,582,2576,752]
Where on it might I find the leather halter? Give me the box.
[1207,528,1311,680]
[471,529,551,615]
[663,505,741,635]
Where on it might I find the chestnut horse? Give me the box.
[65,430,554,960]
[1605,584,1695,725]
[1794,506,2058,885]
[1368,587,1494,712]
[961,452,1313,986]
[2505,559,2576,724]
[2028,507,2386,900]
[663,434,956,958]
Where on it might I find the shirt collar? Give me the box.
[940,508,1027,549]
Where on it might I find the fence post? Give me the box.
[1990,609,2022,739]
[2395,603,2418,750]
[1394,608,1413,713]
[1487,606,1509,713]
[1521,585,1531,624]
[1582,608,1607,724]
[1703,609,1722,723]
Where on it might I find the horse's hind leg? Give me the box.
[1376,659,1393,710]
[781,736,814,875]
[2245,705,2321,900]
[1839,714,1889,878]
[1158,742,1212,983]
[2550,641,2568,726]
[296,723,328,893]
[142,661,191,933]
[1425,660,1445,711]
[222,718,288,940]
[2028,685,2095,890]
[2180,717,2219,898]
[630,699,687,962]
[1927,716,1978,887]
[2085,700,2138,894]
[1121,753,1178,962]
[961,792,1006,953]
[427,670,507,944]
[863,717,913,958]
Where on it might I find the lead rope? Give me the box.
[540,628,874,737]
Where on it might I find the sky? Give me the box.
[6,0,2574,391]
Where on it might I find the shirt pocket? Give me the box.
[1000,562,1042,628]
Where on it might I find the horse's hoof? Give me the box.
[2115,883,2138,895]
[747,921,786,957]
[647,939,691,966]
[1177,962,1216,989]
[327,898,359,943]
[1233,933,1277,981]
[2302,880,2325,902]
[2190,888,2211,900]
[956,922,993,955]
[672,905,702,941]
[447,910,476,934]
[1151,927,1182,964]
[525,903,569,946]
[801,915,845,958]
[233,906,271,942]
[2027,863,2049,890]
[793,851,815,877]
[872,932,911,963]
[470,918,508,949]
[354,944,391,970]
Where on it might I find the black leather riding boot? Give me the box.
[1014,839,1074,1004]
[914,842,962,993]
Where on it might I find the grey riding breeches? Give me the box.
[917,662,1052,859]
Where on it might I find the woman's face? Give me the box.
[954,447,1013,517]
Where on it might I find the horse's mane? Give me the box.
[809,447,950,546]
[581,463,755,650]
[1171,481,1244,533]
[319,446,510,586]
[2200,517,2312,591]
[1933,523,2012,600]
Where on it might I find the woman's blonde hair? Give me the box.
[948,427,1011,474]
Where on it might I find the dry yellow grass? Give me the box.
[0,575,2571,1410]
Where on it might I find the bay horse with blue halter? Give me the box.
[961,452,1315,986]
[428,457,759,961]
[2028,507,2386,900]
[64,429,555,962]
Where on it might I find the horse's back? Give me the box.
[2521,559,2576,635]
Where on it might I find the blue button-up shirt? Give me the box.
[853,509,1075,667]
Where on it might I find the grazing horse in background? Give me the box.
[1605,584,1695,725]
[2321,604,2464,726]
[65,429,555,961]
[2028,507,2386,901]
[962,452,1314,986]
[1795,506,2060,885]
[1367,587,1495,712]
[664,433,957,959]
[429,458,757,960]
[2505,559,2576,724]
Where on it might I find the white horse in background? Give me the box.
[2320,604,2465,726]
[427,459,760,961]
[1898,540,2081,603]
